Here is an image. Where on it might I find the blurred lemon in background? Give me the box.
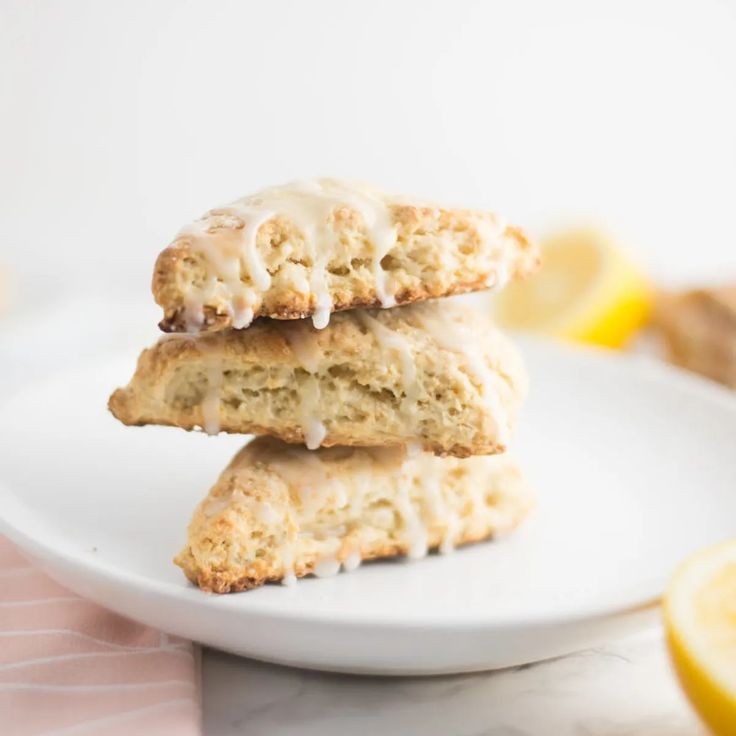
[494,228,653,349]
[664,541,736,735]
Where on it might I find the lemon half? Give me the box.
[494,228,652,348]
[664,541,736,735]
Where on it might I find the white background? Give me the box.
[1,0,735,319]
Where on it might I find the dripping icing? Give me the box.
[414,306,510,447]
[282,321,323,374]
[281,543,297,587]
[358,312,420,426]
[282,322,327,449]
[178,179,401,332]
[343,551,362,572]
[314,557,341,578]
[395,458,429,560]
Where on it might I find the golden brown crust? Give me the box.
[105,401,493,459]
[156,273,495,333]
[151,181,540,332]
[174,437,533,593]
[176,528,519,594]
[108,301,528,457]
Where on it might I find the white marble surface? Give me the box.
[201,623,704,736]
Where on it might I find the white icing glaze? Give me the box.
[299,375,326,450]
[358,313,420,424]
[177,179,400,331]
[306,221,333,330]
[304,419,327,451]
[343,551,362,572]
[269,448,340,517]
[407,533,429,560]
[414,308,509,447]
[249,498,280,525]
[395,474,428,560]
[280,542,297,587]
[266,443,486,578]
[233,208,274,292]
[418,458,460,553]
[314,557,341,578]
[282,322,324,374]
[281,322,327,449]
[355,193,397,309]
[178,219,254,332]
[231,304,254,330]
[488,261,510,290]
[183,291,206,333]
[311,303,331,330]
[439,512,460,555]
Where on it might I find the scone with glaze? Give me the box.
[175,436,533,593]
[153,178,539,332]
[108,301,528,457]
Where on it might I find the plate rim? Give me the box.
[0,496,662,631]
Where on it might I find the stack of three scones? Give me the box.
[109,179,540,593]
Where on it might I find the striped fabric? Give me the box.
[0,538,201,735]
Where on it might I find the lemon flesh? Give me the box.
[664,541,736,735]
[494,228,652,349]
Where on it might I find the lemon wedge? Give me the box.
[494,228,653,348]
[664,541,736,735]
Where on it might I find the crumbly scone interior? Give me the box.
[108,301,528,457]
[175,437,533,593]
[153,178,539,332]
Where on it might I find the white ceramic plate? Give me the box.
[1,338,735,675]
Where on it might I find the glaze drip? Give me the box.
[281,323,328,449]
[177,179,401,332]
[358,312,420,426]
[413,307,510,448]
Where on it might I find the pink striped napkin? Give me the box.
[0,537,201,735]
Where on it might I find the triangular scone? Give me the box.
[174,437,533,593]
[108,301,528,457]
[153,178,539,333]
